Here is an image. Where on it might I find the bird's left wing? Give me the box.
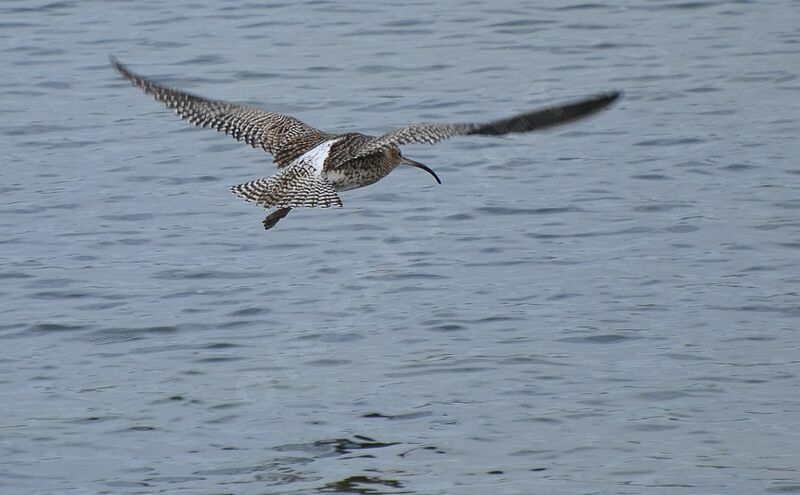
[347,91,621,160]
[111,56,329,166]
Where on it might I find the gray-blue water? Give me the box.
[2,1,799,493]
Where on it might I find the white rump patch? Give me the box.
[293,138,341,175]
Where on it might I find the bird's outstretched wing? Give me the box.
[348,91,621,160]
[111,56,330,167]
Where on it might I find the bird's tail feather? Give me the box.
[230,164,343,209]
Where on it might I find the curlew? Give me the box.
[112,57,620,231]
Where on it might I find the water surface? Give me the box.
[1,1,799,493]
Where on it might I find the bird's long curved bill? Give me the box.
[402,157,441,184]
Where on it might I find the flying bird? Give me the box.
[112,57,620,230]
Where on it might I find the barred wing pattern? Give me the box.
[230,163,343,209]
[112,57,327,166]
[348,91,621,161]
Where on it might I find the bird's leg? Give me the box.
[263,208,292,231]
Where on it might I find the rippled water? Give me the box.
[2,1,800,493]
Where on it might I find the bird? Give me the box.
[112,56,620,231]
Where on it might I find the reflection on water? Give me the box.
[320,475,407,494]
[275,436,401,458]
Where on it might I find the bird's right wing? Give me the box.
[347,91,621,160]
[112,56,330,167]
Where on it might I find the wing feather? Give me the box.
[112,56,329,166]
[348,91,621,160]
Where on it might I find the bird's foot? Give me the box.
[262,208,291,231]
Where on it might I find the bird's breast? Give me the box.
[325,157,399,192]
[324,167,386,191]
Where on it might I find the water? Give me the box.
[2,0,799,493]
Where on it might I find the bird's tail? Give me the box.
[230,164,343,209]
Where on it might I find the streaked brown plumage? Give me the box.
[112,57,620,231]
